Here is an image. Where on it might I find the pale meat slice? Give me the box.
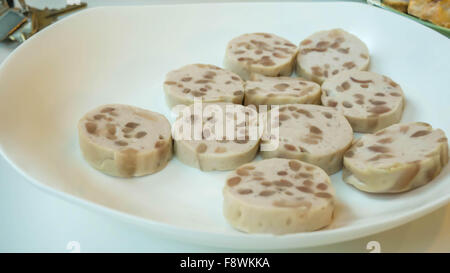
[78,104,172,177]
[224,33,298,80]
[343,122,448,193]
[297,28,370,84]
[260,104,353,174]
[164,64,245,108]
[174,103,261,171]
[321,70,405,133]
[244,74,321,107]
[223,158,335,234]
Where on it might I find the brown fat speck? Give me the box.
[273,52,287,58]
[330,41,340,49]
[310,126,322,134]
[316,41,330,48]
[279,114,290,121]
[301,48,327,55]
[301,39,312,45]
[196,143,207,153]
[195,79,210,84]
[261,181,272,187]
[438,137,448,143]
[122,127,133,133]
[115,140,128,146]
[233,90,243,96]
[360,84,369,88]
[135,131,147,139]
[411,130,431,137]
[350,77,373,84]
[192,91,204,97]
[315,192,332,198]
[238,189,253,195]
[277,171,288,176]
[343,62,355,69]
[316,183,328,190]
[296,172,312,179]
[274,180,293,187]
[234,50,245,54]
[368,145,390,153]
[203,71,216,79]
[125,122,139,129]
[227,176,241,187]
[322,112,332,119]
[303,179,313,186]
[390,92,401,97]
[343,101,353,108]
[259,190,276,197]
[284,42,296,47]
[231,76,240,81]
[289,160,302,171]
[284,144,297,151]
[338,48,350,54]
[332,69,339,75]
[389,80,399,87]
[399,126,409,133]
[377,137,393,144]
[375,92,385,97]
[101,107,115,113]
[296,109,313,118]
[260,58,275,66]
[236,168,250,176]
[368,106,391,114]
[360,53,368,59]
[274,83,289,91]
[85,122,97,134]
[94,114,105,120]
[296,186,314,194]
[327,100,338,107]
[164,81,177,85]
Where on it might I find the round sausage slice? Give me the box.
[297,28,370,84]
[224,33,298,80]
[261,104,353,174]
[164,64,245,108]
[321,70,405,133]
[223,158,335,234]
[343,122,448,193]
[174,103,260,171]
[244,73,321,107]
[78,104,172,177]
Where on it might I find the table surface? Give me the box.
[0,0,449,253]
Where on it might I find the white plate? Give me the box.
[0,2,449,250]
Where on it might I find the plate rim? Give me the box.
[0,2,449,250]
